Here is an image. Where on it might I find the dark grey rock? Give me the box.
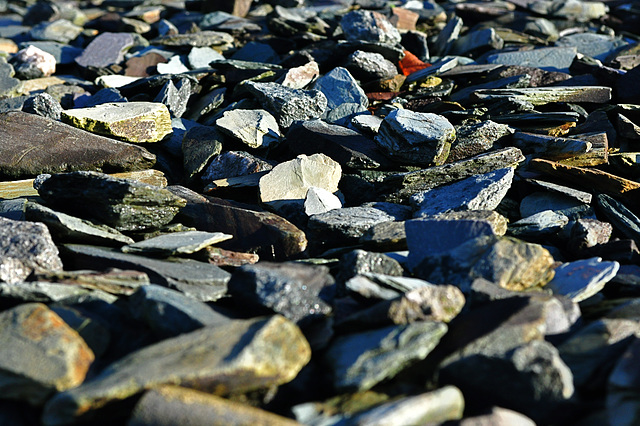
[122,231,232,256]
[227,261,333,326]
[324,321,447,392]
[75,32,134,69]
[30,19,83,44]
[450,28,504,57]
[0,281,117,304]
[63,244,230,302]
[546,257,619,302]
[313,67,367,117]
[404,57,458,84]
[524,179,593,205]
[482,46,577,73]
[201,151,273,183]
[336,249,404,287]
[152,31,234,50]
[411,167,514,217]
[374,109,456,166]
[513,131,592,160]
[0,58,21,98]
[555,33,628,62]
[596,194,640,247]
[345,50,398,82]
[519,192,586,218]
[184,86,226,122]
[242,81,327,128]
[448,120,514,163]
[22,92,62,120]
[37,171,186,232]
[153,78,191,118]
[0,216,63,284]
[434,16,463,56]
[473,86,612,105]
[344,274,432,301]
[231,41,279,64]
[129,284,232,338]
[568,218,612,251]
[508,210,569,239]
[74,88,126,109]
[340,10,401,45]
[181,125,223,182]
[607,338,640,426]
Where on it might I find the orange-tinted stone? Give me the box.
[398,50,430,76]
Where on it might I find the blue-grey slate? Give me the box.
[508,210,569,239]
[75,32,134,69]
[546,257,619,302]
[313,67,367,116]
[74,88,126,109]
[555,32,628,62]
[339,10,401,45]
[181,125,224,181]
[0,58,21,98]
[596,194,640,247]
[231,41,279,64]
[344,50,398,82]
[22,92,62,120]
[129,284,232,338]
[482,46,577,73]
[153,78,191,118]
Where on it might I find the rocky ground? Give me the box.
[1,0,640,424]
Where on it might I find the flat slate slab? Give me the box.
[0,111,156,179]
[122,230,232,256]
[61,102,173,143]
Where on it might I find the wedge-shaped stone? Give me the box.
[42,315,310,425]
[122,231,232,256]
[546,257,620,302]
[0,303,94,406]
[0,111,155,179]
[37,172,186,232]
[472,86,611,105]
[513,132,592,160]
[216,109,281,149]
[61,102,172,143]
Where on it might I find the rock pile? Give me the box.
[1,0,640,424]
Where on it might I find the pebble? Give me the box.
[0,0,639,423]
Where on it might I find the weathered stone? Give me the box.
[42,315,311,425]
[37,171,186,232]
[607,338,640,426]
[280,60,320,89]
[568,218,612,251]
[482,46,577,73]
[508,210,569,239]
[340,10,401,45]
[411,168,514,217]
[129,386,301,426]
[156,55,189,74]
[547,257,620,302]
[414,235,555,292]
[13,45,56,79]
[595,194,640,247]
[201,151,273,183]
[61,102,172,143]
[336,249,404,286]
[305,186,342,216]
[152,31,235,51]
[451,27,504,57]
[0,303,94,406]
[243,81,327,128]
[259,153,341,213]
[360,221,407,251]
[228,261,333,325]
[345,274,432,301]
[125,52,168,77]
[75,32,134,68]
[122,231,232,256]
[374,109,456,166]
[187,46,224,69]
[555,32,628,62]
[22,92,62,120]
[182,125,224,181]
[472,86,612,106]
[216,109,281,149]
[513,132,592,160]
[169,186,307,260]
[519,191,587,218]
[313,67,368,117]
[324,321,447,392]
[0,216,63,284]
[129,284,232,338]
[30,19,83,44]
[434,15,463,56]
[448,120,514,163]
[24,202,134,246]
[0,58,22,98]
[345,50,398,82]
[63,244,230,302]
[153,79,191,118]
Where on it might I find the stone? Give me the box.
[153,31,235,51]
[42,315,311,425]
[513,131,592,160]
[227,262,334,325]
[305,187,342,216]
[360,221,407,251]
[169,186,307,260]
[232,41,279,64]
[153,79,191,118]
[156,55,189,74]
[129,386,300,426]
[508,210,569,239]
[336,249,404,286]
[607,338,640,426]
[519,191,587,218]
[0,58,22,98]
[125,52,168,77]
[414,235,555,293]
[374,109,456,166]
[340,10,401,45]
[259,153,341,213]
[324,321,447,392]
[451,28,504,57]
[595,194,640,247]
[61,102,172,143]
[448,120,514,163]
[30,269,149,298]
[473,86,612,106]
[337,284,465,332]
[30,19,83,44]
[187,46,224,69]
[201,151,272,183]
[459,407,536,426]
[0,216,63,284]
[24,202,134,246]
[12,45,56,79]
[345,50,398,82]
[216,109,281,149]
[568,218,612,251]
[546,257,620,302]
[22,92,62,120]
[129,284,232,338]
[0,303,94,406]
[313,67,368,113]
[75,32,134,69]
[63,244,230,302]
[280,60,320,89]
[182,125,224,181]
[242,81,327,128]
[482,46,577,73]
[122,231,232,256]
[555,33,628,62]
[411,167,514,217]
[74,88,126,109]
[37,171,186,232]
[434,15,463,56]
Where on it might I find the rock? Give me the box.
[169,186,307,260]
[30,19,83,44]
[22,42,81,66]
[519,191,586,218]
[75,32,134,69]
[0,111,156,179]
[546,257,620,302]
[12,45,56,79]
[595,194,640,247]
[508,210,569,239]
[0,58,22,98]
[344,274,432,301]
[232,41,279,64]
[187,46,224,69]
[482,46,577,73]
[411,167,514,217]
[129,284,232,338]
[313,67,368,116]
[345,50,398,82]
[153,78,191,118]
[22,92,62,119]
[181,124,224,181]
[340,10,401,45]
[304,186,342,216]
[555,33,628,62]
[280,60,320,89]
[0,216,63,284]
[568,218,612,251]
[201,151,273,183]
[152,31,235,51]
[336,249,404,286]
[458,407,536,426]
[125,52,168,77]
[74,88,127,109]
[259,153,341,213]
[37,171,186,232]
[0,303,94,406]
[129,386,300,426]
[61,102,172,143]
[607,338,640,426]
[414,235,555,292]
[64,244,231,302]
[122,231,232,256]
[324,321,447,392]
[472,86,612,106]
[42,315,311,425]
[227,261,333,325]
[374,109,456,166]
[156,55,189,74]
[451,28,504,57]
[360,221,407,251]
[241,81,327,128]
[216,109,281,149]
[24,201,134,246]
[448,120,514,163]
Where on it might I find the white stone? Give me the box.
[15,45,56,77]
[304,186,342,216]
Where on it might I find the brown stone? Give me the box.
[391,8,419,31]
[125,52,168,77]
